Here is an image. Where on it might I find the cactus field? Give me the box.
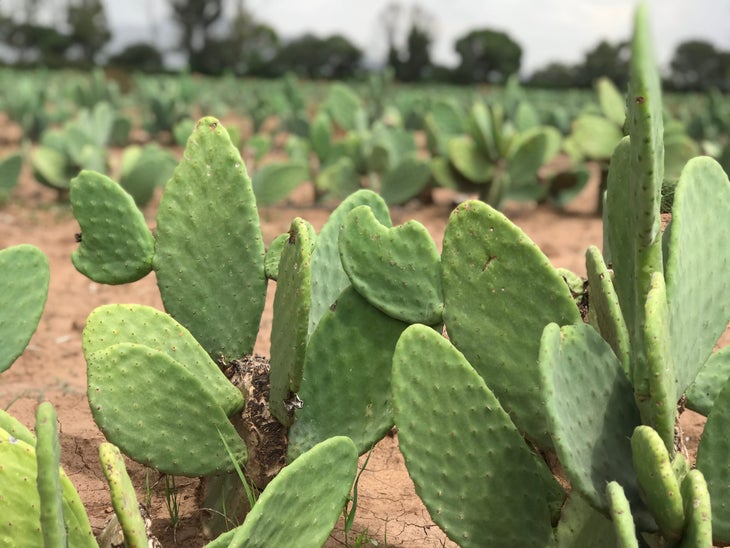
[1,4,730,547]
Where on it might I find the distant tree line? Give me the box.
[0,0,727,91]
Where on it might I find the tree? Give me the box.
[574,40,629,88]
[396,6,434,82]
[66,0,111,67]
[453,29,522,84]
[527,62,578,88]
[669,40,730,91]
[168,0,222,71]
[274,33,362,80]
[225,0,279,76]
[108,42,164,73]
[0,20,73,68]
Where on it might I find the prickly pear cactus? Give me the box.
[154,116,266,359]
[0,244,50,373]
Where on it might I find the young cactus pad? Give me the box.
[0,244,50,373]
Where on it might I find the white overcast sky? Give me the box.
[100,0,729,74]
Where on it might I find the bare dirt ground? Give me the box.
[0,152,715,547]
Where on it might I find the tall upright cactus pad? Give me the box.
[99,443,148,548]
[696,376,730,544]
[87,342,246,476]
[392,325,556,547]
[82,304,244,417]
[154,117,266,359]
[71,170,155,284]
[538,322,648,525]
[664,157,730,397]
[442,200,580,448]
[0,244,49,373]
[339,205,443,324]
[269,218,314,426]
[685,347,730,415]
[286,286,408,460]
[34,402,66,548]
[218,436,358,548]
[308,190,390,338]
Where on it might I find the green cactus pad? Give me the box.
[87,342,246,476]
[570,114,623,160]
[0,244,50,373]
[339,205,443,324]
[603,137,635,336]
[686,346,730,416]
[99,443,148,548]
[287,286,408,460]
[0,152,22,200]
[70,170,155,284]
[0,409,35,445]
[696,375,730,544]
[269,218,314,426]
[222,436,358,548]
[448,136,494,183]
[154,117,266,359]
[555,492,616,547]
[252,161,309,207]
[585,245,630,373]
[34,402,66,547]
[672,453,690,485]
[597,77,627,127]
[0,427,96,547]
[392,324,555,547]
[606,482,640,548]
[442,199,580,448]
[680,469,712,548]
[636,272,677,451]
[379,157,431,206]
[82,304,244,417]
[538,322,647,523]
[630,425,684,542]
[264,233,289,281]
[664,157,730,397]
[308,190,390,338]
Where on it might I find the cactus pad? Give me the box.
[379,157,431,205]
[685,346,730,416]
[696,374,730,544]
[630,425,684,542]
[70,170,155,284]
[0,244,49,373]
[82,304,244,417]
[606,482,640,548]
[442,199,580,448]
[252,161,309,207]
[585,245,630,373]
[87,342,246,476]
[308,190,390,338]
[224,436,358,548]
[555,492,616,547]
[664,157,730,397]
[154,117,266,359]
[538,322,647,524]
[392,324,555,547]
[34,402,66,547]
[339,205,443,324]
[269,218,314,425]
[287,286,407,460]
[680,469,712,548]
[99,443,148,547]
